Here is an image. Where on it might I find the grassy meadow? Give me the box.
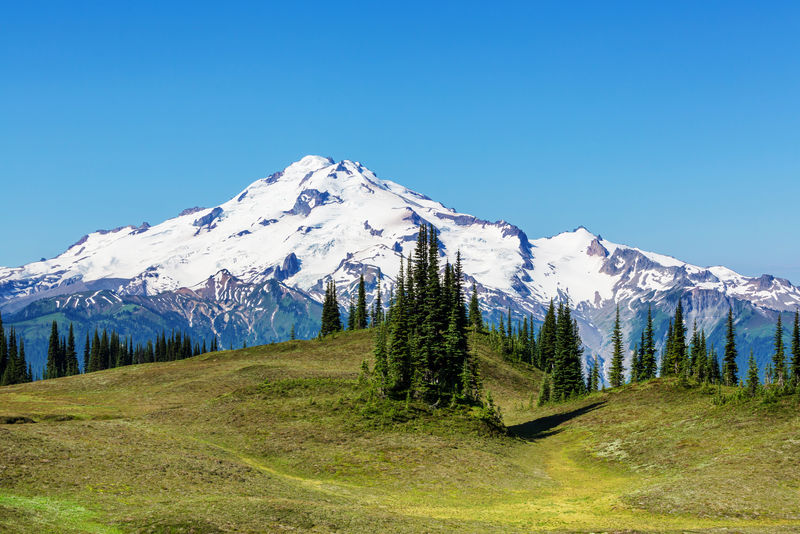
[1,330,799,532]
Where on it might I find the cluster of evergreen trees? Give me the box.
[738,311,800,398]
[488,299,586,403]
[0,313,33,385]
[42,321,220,380]
[371,225,480,404]
[606,302,734,388]
[319,274,385,337]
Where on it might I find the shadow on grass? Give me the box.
[509,401,606,441]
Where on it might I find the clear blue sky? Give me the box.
[2,1,799,281]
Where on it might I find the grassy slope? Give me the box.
[0,330,798,533]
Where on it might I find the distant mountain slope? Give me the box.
[2,155,796,376]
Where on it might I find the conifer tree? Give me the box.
[45,321,60,379]
[17,338,29,383]
[696,330,709,382]
[386,258,411,394]
[0,313,6,381]
[468,283,482,332]
[320,280,342,336]
[660,320,673,377]
[89,329,101,372]
[537,375,551,406]
[290,324,296,341]
[552,302,584,399]
[772,314,787,387]
[355,274,368,329]
[745,350,759,396]
[609,305,625,387]
[371,277,384,327]
[537,300,557,372]
[65,324,79,376]
[347,298,356,330]
[723,308,739,386]
[707,343,721,384]
[642,306,657,379]
[1,328,17,385]
[588,355,600,392]
[671,300,687,376]
[83,332,90,372]
[689,320,700,377]
[791,310,800,387]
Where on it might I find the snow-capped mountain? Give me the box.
[2,155,797,376]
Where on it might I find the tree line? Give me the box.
[10,318,219,385]
[0,313,33,385]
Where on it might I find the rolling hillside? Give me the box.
[1,331,799,532]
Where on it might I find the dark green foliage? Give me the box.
[537,300,557,372]
[641,306,657,380]
[552,302,585,399]
[468,283,482,332]
[1,327,31,385]
[373,225,479,405]
[289,323,296,341]
[588,355,600,392]
[667,300,687,376]
[320,280,343,336]
[537,375,551,406]
[371,276,384,327]
[65,324,79,376]
[707,343,721,384]
[791,311,800,386]
[660,320,673,377]
[0,313,6,382]
[609,305,625,388]
[772,314,787,387]
[45,321,62,379]
[355,275,368,329]
[723,308,739,386]
[347,299,356,331]
[745,350,760,397]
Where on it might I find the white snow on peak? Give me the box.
[2,155,800,317]
[285,155,335,174]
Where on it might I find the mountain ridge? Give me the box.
[1,155,796,377]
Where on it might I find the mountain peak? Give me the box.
[285,155,335,175]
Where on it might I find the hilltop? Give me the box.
[1,331,799,532]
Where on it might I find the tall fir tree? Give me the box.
[45,321,60,379]
[347,298,356,331]
[0,312,6,382]
[745,350,760,396]
[723,307,739,386]
[65,323,79,376]
[537,300,557,372]
[791,310,800,387]
[355,274,368,329]
[371,274,384,327]
[642,306,657,379]
[671,300,687,376]
[588,355,600,392]
[609,305,625,388]
[707,343,721,384]
[468,283,482,332]
[660,320,673,377]
[320,280,343,336]
[552,301,584,399]
[772,314,787,387]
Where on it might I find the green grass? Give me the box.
[1,330,799,532]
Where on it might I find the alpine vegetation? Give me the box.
[371,225,482,406]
